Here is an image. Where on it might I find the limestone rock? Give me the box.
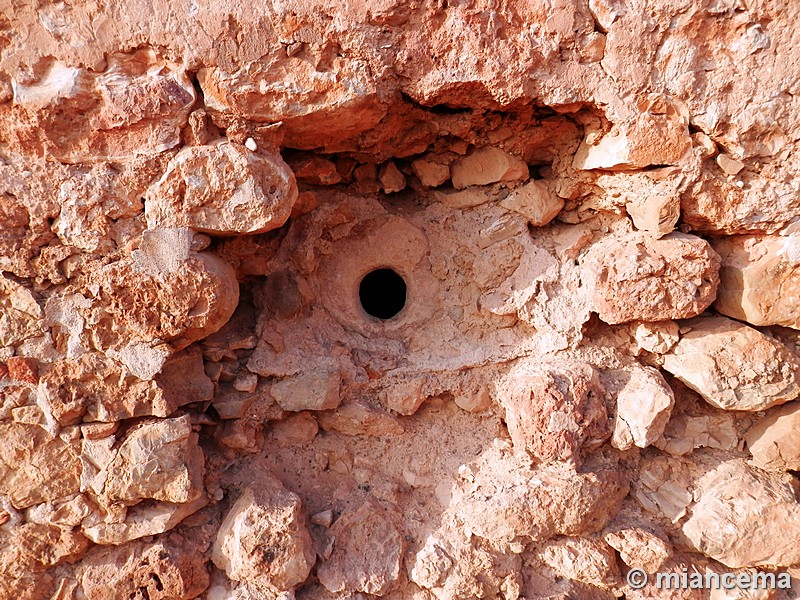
[145,141,298,235]
[0,274,43,347]
[379,161,406,193]
[583,232,720,324]
[7,49,195,163]
[271,413,319,447]
[633,454,693,523]
[612,365,674,450]
[82,497,208,545]
[287,155,342,185]
[682,459,800,568]
[198,58,387,150]
[662,316,800,411]
[633,321,680,355]
[6,356,39,383]
[604,528,672,572]
[410,528,522,600]
[626,193,680,238]
[452,450,629,547]
[537,537,621,589]
[746,401,800,471]
[450,147,529,189]
[0,522,89,599]
[0,423,81,509]
[92,227,239,354]
[103,415,205,505]
[40,349,213,425]
[655,413,739,457]
[573,97,690,170]
[713,234,800,329]
[411,158,450,187]
[80,538,209,600]
[499,180,565,227]
[270,370,342,412]
[213,477,315,591]
[317,500,404,596]
[500,360,609,465]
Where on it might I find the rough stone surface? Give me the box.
[145,141,298,235]
[612,364,675,450]
[499,180,565,227]
[212,477,315,591]
[713,234,800,329]
[583,231,721,325]
[3,0,800,597]
[746,400,800,471]
[103,415,205,505]
[500,360,609,466]
[450,147,529,189]
[682,459,800,568]
[663,316,800,411]
[317,499,405,596]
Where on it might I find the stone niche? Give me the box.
[2,2,800,599]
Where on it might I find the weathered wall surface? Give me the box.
[2,0,800,598]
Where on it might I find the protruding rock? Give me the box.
[713,234,800,329]
[583,231,720,324]
[500,180,564,226]
[8,50,195,163]
[198,58,386,149]
[573,98,690,170]
[450,147,529,189]
[612,365,674,450]
[378,161,406,193]
[662,316,800,411]
[500,360,608,465]
[212,477,315,591]
[746,401,800,471]
[80,537,209,599]
[145,141,297,235]
[626,193,680,238]
[682,459,800,568]
[453,451,629,546]
[411,157,450,187]
[0,423,81,509]
[95,227,239,354]
[40,349,213,425]
[103,415,205,505]
[82,497,208,545]
[537,537,621,589]
[317,500,404,596]
[604,528,672,572]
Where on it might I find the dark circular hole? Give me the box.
[359,268,407,320]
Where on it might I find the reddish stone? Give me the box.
[6,357,39,384]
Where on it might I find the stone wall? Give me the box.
[2,0,800,598]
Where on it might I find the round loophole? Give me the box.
[359,268,407,320]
